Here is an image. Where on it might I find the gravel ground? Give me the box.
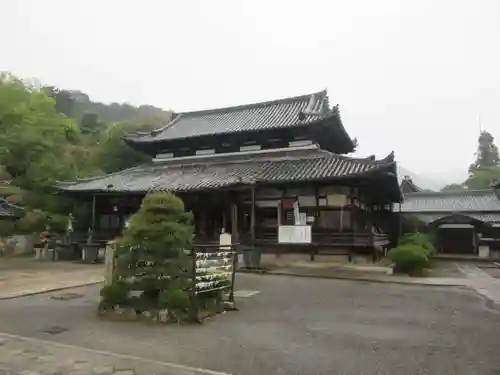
[0,274,499,375]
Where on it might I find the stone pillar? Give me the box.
[41,244,50,261]
[220,232,232,250]
[478,244,490,259]
[104,240,118,285]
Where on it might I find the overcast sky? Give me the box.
[2,0,499,184]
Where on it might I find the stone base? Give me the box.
[98,300,234,324]
[479,245,490,259]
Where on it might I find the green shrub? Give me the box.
[389,244,429,276]
[401,233,435,259]
[100,281,129,306]
[158,288,190,311]
[116,192,194,298]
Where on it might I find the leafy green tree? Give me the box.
[466,131,500,189]
[469,131,499,170]
[442,130,500,191]
[96,118,169,173]
[0,72,173,236]
[81,113,104,134]
[0,73,79,188]
[0,73,92,233]
[44,86,76,117]
[114,192,193,306]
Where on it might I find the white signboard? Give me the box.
[278,225,312,244]
[293,201,300,224]
[298,213,307,225]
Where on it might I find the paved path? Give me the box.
[0,275,499,375]
[457,264,500,306]
[0,260,104,299]
[0,332,230,375]
[266,261,500,306]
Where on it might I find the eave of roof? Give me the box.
[0,199,23,218]
[123,90,354,152]
[56,146,400,201]
[397,189,500,214]
[402,212,500,224]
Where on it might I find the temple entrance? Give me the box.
[438,225,476,255]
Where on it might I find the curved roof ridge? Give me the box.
[123,90,331,142]
[125,114,182,139]
[331,150,397,165]
[56,164,146,186]
[404,189,497,197]
[176,89,327,117]
[152,147,396,168]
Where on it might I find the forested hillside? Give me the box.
[0,73,172,234]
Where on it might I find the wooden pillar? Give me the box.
[314,185,319,227]
[222,210,227,233]
[348,187,355,263]
[398,202,403,240]
[91,195,96,238]
[250,187,256,245]
[231,201,239,244]
[310,185,320,262]
[199,209,206,236]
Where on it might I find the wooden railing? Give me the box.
[248,226,389,248]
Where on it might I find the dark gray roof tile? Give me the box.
[403,213,500,224]
[400,176,422,193]
[0,199,22,218]
[125,91,334,143]
[57,146,398,195]
[399,190,500,213]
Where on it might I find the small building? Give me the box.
[0,198,23,220]
[57,90,401,255]
[398,188,500,255]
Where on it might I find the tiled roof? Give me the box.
[57,146,399,198]
[400,176,422,193]
[399,190,500,213]
[124,90,345,143]
[0,199,22,218]
[404,213,500,224]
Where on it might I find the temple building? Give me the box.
[398,178,500,256]
[57,90,401,254]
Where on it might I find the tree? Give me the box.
[441,183,465,192]
[465,131,500,189]
[0,73,93,233]
[110,192,193,312]
[96,118,168,174]
[0,73,79,188]
[469,131,499,170]
[0,72,173,236]
[44,86,76,117]
[80,113,103,134]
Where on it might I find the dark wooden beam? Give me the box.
[231,201,239,244]
[250,187,255,245]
